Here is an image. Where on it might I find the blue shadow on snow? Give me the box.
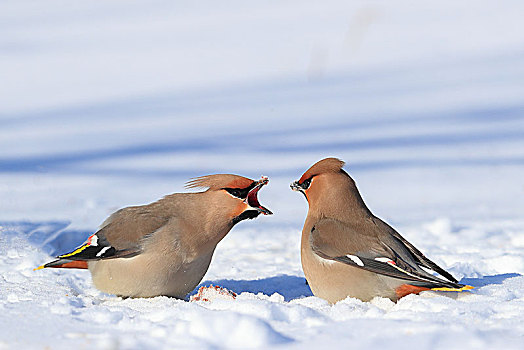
[193,275,313,302]
[460,273,521,288]
[1,221,90,257]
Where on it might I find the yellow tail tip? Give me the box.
[33,265,46,271]
[431,285,474,292]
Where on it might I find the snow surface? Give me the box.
[1,1,524,349]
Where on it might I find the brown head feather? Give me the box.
[185,174,255,191]
[299,157,345,183]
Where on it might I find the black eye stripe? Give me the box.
[225,188,246,198]
[224,181,256,199]
[300,177,312,189]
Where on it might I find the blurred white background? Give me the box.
[1,0,523,228]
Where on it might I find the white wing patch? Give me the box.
[374,257,436,282]
[375,257,394,264]
[346,254,364,266]
[96,246,111,257]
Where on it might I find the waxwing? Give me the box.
[291,158,472,303]
[36,174,272,298]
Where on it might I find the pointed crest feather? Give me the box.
[185,174,255,191]
[299,157,345,183]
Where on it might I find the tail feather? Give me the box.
[396,283,474,298]
[34,259,88,270]
[431,285,474,292]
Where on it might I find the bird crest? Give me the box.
[299,157,345,183]
[185,174,255,190]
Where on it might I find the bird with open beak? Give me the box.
[36,174,272,299]
[291,158,472,303]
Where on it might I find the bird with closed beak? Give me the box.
[36,174,272,299]
[291,158,472,303]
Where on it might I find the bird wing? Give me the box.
[96,205,169,255]
[371,217,458,283]
[41,205,169,268]
[310,218,467,289]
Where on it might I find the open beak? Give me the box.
[245,176,272,215]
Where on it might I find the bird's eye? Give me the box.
[301,178,312,190]
[225,188,246,198]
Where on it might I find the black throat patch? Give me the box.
[232,210,260,225]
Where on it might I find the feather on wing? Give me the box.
[310,218,467,289]
[36,204,170,270]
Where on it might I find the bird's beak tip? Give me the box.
[258,176,269,186]
[260,208,273,215]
